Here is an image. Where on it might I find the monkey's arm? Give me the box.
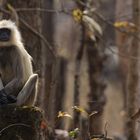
[3,51,32,96]
[0,74,38,106]
[4,78,23,95]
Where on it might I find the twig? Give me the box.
[108,13,132,21]
[0,123,31,136]
[16,7,71,16]
[106,46,140,61]
[104,122,108,138]
[6,1,139,42]
[75,0,140,41]
[0,7,10,14]
[93,11,140,41]
[16,8,61,13]
[99,34,140,61]
[19,18,56,58]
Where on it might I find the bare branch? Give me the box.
[0,7,56,59]
[15,8,61,13]
[0,123,32,135]
[93,11,140,41]
[19,18,56,58]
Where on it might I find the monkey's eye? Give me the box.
[0,28,11,41]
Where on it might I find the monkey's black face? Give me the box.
[0,28,11,42]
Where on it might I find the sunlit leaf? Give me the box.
[114,21,137,32]
[22,106,29,109]
[40,120,47,130]
[72,8,83,22]
[83,15,102,35]
[69,128,79,139]
[89,111,98,117]
[72,106,88,114]
[86,30,96,41]
[57,111,72,119]
[114,21,129,27]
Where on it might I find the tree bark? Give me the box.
[86,0,110,135]
[0,106,53,140]
[87,42,106,135]
[40,0,55,123]
[125,0,140,139]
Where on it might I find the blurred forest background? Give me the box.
[0,0,140,140]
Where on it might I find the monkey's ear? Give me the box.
[7,4,19,27]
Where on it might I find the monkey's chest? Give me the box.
[0,47,14,84]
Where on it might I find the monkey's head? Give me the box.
[0,20,22,47]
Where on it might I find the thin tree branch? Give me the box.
[0,123,31,136]
[75,0,140,40]
[0,7,56,59]
[19,18,56,58]
[93,11,140,41]
[16,8,61,13]
[100,37,140,61]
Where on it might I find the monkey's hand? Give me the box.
[7,94,17,103]
[0,89,17,105]
[0,89,9,105]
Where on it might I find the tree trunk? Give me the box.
[86,0,112,135]
[53,0,84,130]
[87,42,106,135]
[125,0,140,139]
[40,0,55,124]
[0,106,53,140]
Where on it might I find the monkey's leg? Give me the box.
[16,74,38,106]
[0,77,9,105]
[0,77,4,90]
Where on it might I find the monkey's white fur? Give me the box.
[0,20,38,106]
[0,20,23,47]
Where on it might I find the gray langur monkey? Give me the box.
[0,20,38,106]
